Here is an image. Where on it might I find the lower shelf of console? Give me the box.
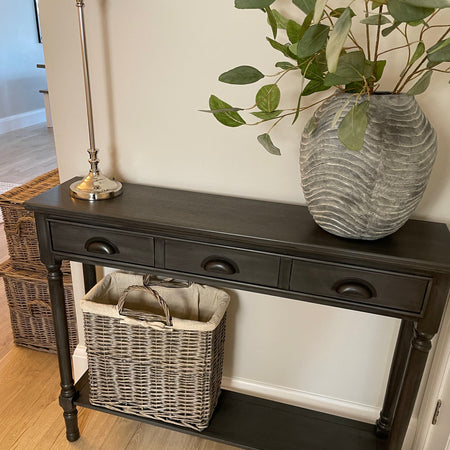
[74,372,387,450]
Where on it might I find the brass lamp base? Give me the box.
[70,172,123,201]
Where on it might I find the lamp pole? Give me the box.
[70,0,122,200]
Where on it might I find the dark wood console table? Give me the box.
[26,178,450,450]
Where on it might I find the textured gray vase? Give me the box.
[300,92,437,240]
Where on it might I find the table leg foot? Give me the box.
[64,410,80,442]
[375,417,390,438]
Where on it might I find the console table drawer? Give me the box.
[50,221,154,266]
[290,260,429,313]
[165,240,280,287]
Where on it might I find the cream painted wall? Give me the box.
[39,0,449,428]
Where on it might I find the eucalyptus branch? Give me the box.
[420,9,441,41]
[250,93,337,127]
[395,27,450,93]
[348,32,366,54]
[323,8,335,28]
[364,0,372,61]
[377,41,420,56]
[371,4,384,92]
[404,24,411,67]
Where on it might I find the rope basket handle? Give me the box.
[27,300,52,317]
[117,285,172,326]
[14,216,36,237]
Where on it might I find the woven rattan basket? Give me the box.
[81,272,230,431]
[0,260,77,353]
[0,169,70,273]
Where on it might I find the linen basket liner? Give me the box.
[80,272,230,331]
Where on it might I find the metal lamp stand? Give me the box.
[70,0,122,200]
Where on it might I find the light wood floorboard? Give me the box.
[0,125,237,448]
[0,123,57,184]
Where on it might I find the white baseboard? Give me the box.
[221,375,380,424]
[0,109,46,134]
[73,345,88,383]
[72,344,378,423]
[72,344,419,446]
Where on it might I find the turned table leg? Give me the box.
[376,320,414,437]
[386,324,434,450]
[47,262,80,442]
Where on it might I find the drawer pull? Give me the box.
[85,239,117,255]
[202,259,236,275]
[335,281,373,299]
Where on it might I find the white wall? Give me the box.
[39,0,450,433]
[0,0,47,121]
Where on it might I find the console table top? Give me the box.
[26,177,450,273]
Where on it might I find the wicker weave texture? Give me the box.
[0,261,78,354]
[82,279,228,431]
[0,169,70,273]
[84,313,226,430]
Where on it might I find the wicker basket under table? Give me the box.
[81,272,230,431]
[0,169,70,274]
[0,260,78,354]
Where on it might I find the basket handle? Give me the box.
[117,285,172,326]
[27,300,52,317]
[143,274,191,288]
[15,216,35,237]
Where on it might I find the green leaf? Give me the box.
[235,0,276,8]
[256,84,281,112]
[303,115,319,136]
[292,0,316,14]
[374,59,387,81]
[407,70,433,95]
[427,37,450,63]
[302,56,327,80]
[302,78,330,96]
[324,51,370,86]
[219,66,265,85]
[313,0,328,24]
[257,133,281,155]
[287,20,303,44]
[360,14,391,25]
[267,37,296,59]
[297,11,314,43]
[272,10,289,29]
[251,110,283,119]
[208,95,246,127]
[330,7,356,18]
[382,21,401,36]
[266,7,278,39]
[338,100,370,151]
[292,88,303,124]
[402,0,450,7]
[411,41,426,65]
[427,60,440,68]
[387,0,435,23]
[326,7,352,73]
[297,24,330,58]
[275,61,296,69]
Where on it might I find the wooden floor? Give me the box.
[0,125,235,449]
[0,123,57,184]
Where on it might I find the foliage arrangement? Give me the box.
[205,0,450,153]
